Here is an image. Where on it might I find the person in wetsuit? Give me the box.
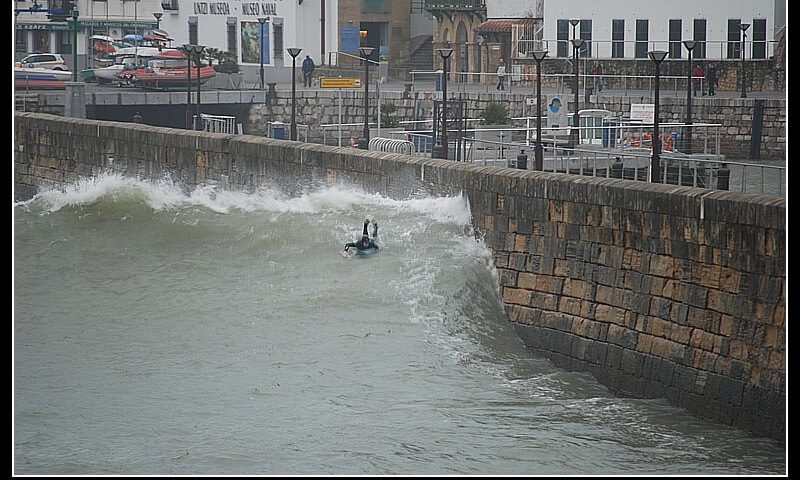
[344,219,379,252]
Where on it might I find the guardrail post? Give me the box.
[716,163,730,191]
[611,157,623,179]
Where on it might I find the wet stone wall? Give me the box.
[14,113,785,441]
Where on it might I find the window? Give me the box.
[579,19,592,57]
[752,18,766,59]
[56,31,71,54]
[612,19,624,58]
[727,19,741,59]
[273,21,284,61]
[693,19,706,59]
[227,18,237,55]
[16,29,27,55]
[188,17,198,45]
[556,19,568,57]
[635,19,648,58]
[669,19,682,58]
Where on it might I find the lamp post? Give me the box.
[648,50,668,183]
[287,47,302,140]
[571,37,585,148]
[739,22,750,98]
[183,44,193,129]
[357,46,375,149]
[258,17,267,90]
[71,9,79,82]
[194,45,205,130]
[183,44,205,130]
[432,47,453,159]
[532,50,548,170]
[153,12,162,29]
[683,40,697,154]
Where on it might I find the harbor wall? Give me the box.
[14,113,785,441]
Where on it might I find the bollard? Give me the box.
[267,82,277,102]
[716,163,730,191]
[517,149,528,170]
[611,157,623,178]
[403,82,413,98]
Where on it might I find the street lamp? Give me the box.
[287,47,302,140]
[193,45,205,130]
[258,18,267,90]
[648,50,668,183]
[71,9,79,82]
[357,46,375,149]
[532,50,548,170]
[183,44,193,129]
[183,44,205,130]
[432,47,453,159]
[153,12,162,29]
[571,38,585,147]
[739,22,750,98]
[683,40,697,154]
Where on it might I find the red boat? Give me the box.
[118,49,217,90]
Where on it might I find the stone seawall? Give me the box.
[14,113,785,441]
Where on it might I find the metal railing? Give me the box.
[369,137,416,155]
[409,69,716,97]
[384,122,783,196]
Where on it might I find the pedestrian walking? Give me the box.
[692,64,705,96]
[705,66,718,96]
[496,62,506,91]
[302,55,315,87]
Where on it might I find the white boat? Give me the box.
[15,66,73,89]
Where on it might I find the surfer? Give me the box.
[344,219,379,253]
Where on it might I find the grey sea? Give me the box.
[13,174,786,475]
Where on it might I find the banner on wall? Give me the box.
[241,21,270,64]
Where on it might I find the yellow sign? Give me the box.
[319,77,362,89]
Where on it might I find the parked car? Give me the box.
[15,53,68,71]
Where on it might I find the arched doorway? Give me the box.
[456,21,469,80]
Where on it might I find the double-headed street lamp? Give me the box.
[357,46,375,149]
[532,50,548,170]
[683,40,697,154]
[287,47,302,140]
[740,22,750,98]
[183,43,205,130]
[258,18,267,90]
[648,50,668,183]
[433,47,453,159]
[571,37,585,148]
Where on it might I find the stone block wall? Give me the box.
[244,89,785,161]
[14,113,785,441]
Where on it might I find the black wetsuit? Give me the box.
[344,221,379,252]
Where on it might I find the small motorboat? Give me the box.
[119,49,217,90]
[15,65,73,89]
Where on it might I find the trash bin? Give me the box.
[602,117,618,148]
[271,121,285,140]
[435,70,443,91]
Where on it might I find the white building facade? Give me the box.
[14,0,341,79]
[541,0,785,60]
[157,0,338,70]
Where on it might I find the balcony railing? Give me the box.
[161,0,179,11]
[423,0,485,11]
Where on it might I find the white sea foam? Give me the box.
[16,174,476,227]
